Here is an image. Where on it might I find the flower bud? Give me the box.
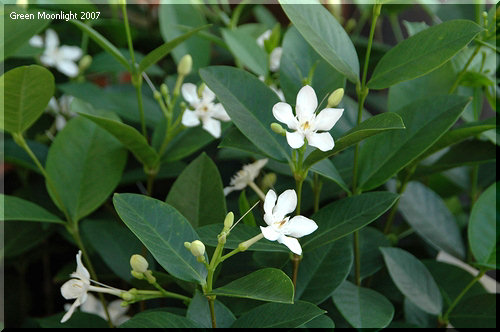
[130,254,148,273]
[184,242,191,250]
[261,173,276,191]
[238,233,264,252]
[197,83,206,98]
[131,270,144,279]
[271,122,286,136]
[327,88,344,108]
[78,55,92,72]
[177,54,192,76]
[189,240,205,257]
[153,90,162,101]
[121,291,135,301]
[224,212,234,229]
[160,83,169,98]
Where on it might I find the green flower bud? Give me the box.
[121,292,134,301]
[260,173,277,192]
[130,254,148,273]
[153,90,162,101]
[184,241,191,250]
[177,54,192,76]
[224,212,234,229]
[271,122,286,136]
[197,83,206,98]
[131,270,144,279]
[327,88,344,108]
[78,55,92,72]
[160,83,169,98]
[189,240,205,257]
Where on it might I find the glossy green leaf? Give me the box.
[0,194,64,224]
[302,192,399,251]
[186,291,236,328]
[139,25,209,73]
[350,227,391,280]
[70,20,130,70]
[200,66,290,162]
[398,181,465,259]
[222,28,268,76]
[310,159,350,193]
[2,8,51,61]
[218,126,267,157]
[211,268,294,304]
[358,95,469,191]
[113,193,207,284]
[280,1,359,83]
[36,312,108,328]
[296,236,353,304]
[299,315,335,328]
[2,138,48,174]
[303,112,405,170]
[2,221,53,258]
[381,247,443,315]
[78,113,159,169]
[1,65,54,134]
[119,310,199,328]
[448,294,496,328]
[166,153,227,228]
[231,301,325,328]
[332,281,394,328]
[468,182,496,269]
[368,20,483,89]
[45,117,127,222]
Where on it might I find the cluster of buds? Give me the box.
[184,240,207,263]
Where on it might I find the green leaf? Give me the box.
[303,112,405,170]
[448,294,496,328]
[211,268,294,303]
[2,8,51,61]
[368,20,483,89]
[1,65,54,134]
[36,312,108,328]
[186,291,236,328]
[302,192,399,251]
[2,138,48,174]
[231,301,325,328]
[0,194,64,224]
[200,66,290,162]
[218,126,267,157]
[280,1,359,83]
[238,191,256,227]
[119,310,199,328]
[310,159,350,193]
[139,25,210,73]
[45,117,127,222]
[113,193,207,284]
[358,95,470,191]
[78,113,159,169]
[222,28,268,76]
[398,181,465,259]
[2,221,53,258]
[166,153,227,228]
[296,236,353,304]
[332,281,394,328]
[468,182,496,269]
[350,227,391,280]
[380,247,443,315]
[299,315,335,328]
[70,20,130,70]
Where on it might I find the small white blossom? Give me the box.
[224,159,268,196]
[256,29,272,47]
[273,85,343,152]
[181,83,230,138]
[46,95,76,131]
[30,29,83,77]
[60,251,124,323]
[269,47,282,72]
[260,189,318,255]
[258,75,285,102]
[64,294,130,326]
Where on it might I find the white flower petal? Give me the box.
[80,293,102,317]
[29,35,44,48]
[314,108,344,131]
[202,86,216,103]
[273,189,297,221]
[223,186,235,196]
[61,298,82,323]
[202,117,221,138]
[40,53,56,66]
[244,158,268,179]
[307,132,334,152]
[61,279,88,299]
[260,226,281,241]
[181,110,200,127]
[263,189,277,222]
[181,83,200,105]
[256,29,271,47]
[211,103,230,121]
[278,235,302,255]
[296,85,317,120]
[59,45,83,61]
[284,215,318,238]
[74,250,90,281]
[55,115,67,131]
[269,47,282,72]
[56,60,79,77]
[273,102,297,130]
[45,29,59,51]
[286,130,305,149]
[108,299,129,323]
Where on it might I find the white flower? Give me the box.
[258,75,285,102]
[60,251,124,323]
[224,159,268,196]
[256,29,272,47]
[269,47,282,72]
[181,83,230,138]
[31,29,83,77]
[46,95,76,131]
[272,85,343,152]
[64,293,130,326]
[260,189,318,255]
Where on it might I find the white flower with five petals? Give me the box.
[30,29,83,77]
[224,159,268,196]
[260,189,318,255]
[272,85,343,152]
[181,83,230,138]
[64,294,130,326]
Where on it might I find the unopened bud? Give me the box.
[130,254,149,273]
[184,241,191,250]
[218,233,227,244]
[197,83,206,98]
[238,233,264,252]
[160,83,169,98]
[197,255,206,263]
[327,88,344,108]
[131,270,144,279]
[121,292,134,301]
[177,54,192,76]
[78,55,92,72]
[271,122,286,136]
[261,173,277,191]
[224,212,234,229]
[153,90,162,101]
[189,240,205,257]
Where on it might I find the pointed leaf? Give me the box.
[113,193,207,284]
[119,310,199,328]
[448,294,496,328]
[310,158,350,193]
[0,194,64,224]
[186,291,236,328]
[222,28,268,76]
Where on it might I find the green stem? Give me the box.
[389,14,404,43]
[470,165,479,205]
[150,281,191,303]
[248,181,266,201]
[449,44,481,94]
[135,79,147,138]
[121,2,136,66]
[383,166,415,235]
[354,231,361,286]
[312,173,322,213]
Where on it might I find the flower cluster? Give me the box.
[224,158,268,196]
